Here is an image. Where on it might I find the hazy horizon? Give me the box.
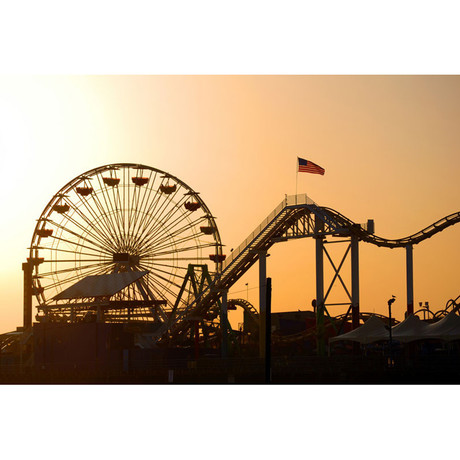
[1,75,459,333]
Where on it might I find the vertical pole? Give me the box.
[351,234,360,329]
[22,262,32,330]
[265,277,272,384]
[295,157,298,203]
[389,301,393,364]
[315,217,325,356]
[258,250,267,359]
[406,244,414,316]
[221,289,228,358]
[388,297,395,367]
[97,305,103,323]
[194,320,200,360]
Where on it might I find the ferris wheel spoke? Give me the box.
[125,168,137,246]
[135,171,166,245]
[42,263,112,293]
[144,242,216,258]
[40,245,104,258]
[124,169,134,232]
[137,261,180,288]
[43,259,109,263]
[58,201,118,252]
[128,169,152,234]
[46,233,104,257]
[96,168,121,238]
[138,213,206,255]
[145,261,188,271]
[108,178,128,249]
[137,259,180,281]
[74,188,120,247]
[122,169,128,248]
[101,174,126,245]
[135,276,157,301]
[131,171,161,241]
[152,257,211,261]
[137,193,189,246]
[135,210,191,255]
[136,184,174,239]
[38,260,113,278]
[86,177,124,248]
[45,220,113,254]
[141,230,204,256]
[138,262,185,297]
[143,235,200,258]
[152,194,195,232]
[134,184,186,248]
[140,276,175,309]
[61,195,115,249]
[129,169,142,240]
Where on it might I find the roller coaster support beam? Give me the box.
[315,219,325,356]
[258,250,268,359]
[406,244,414,316]
[220,289,228,358]
[22,262,32,330]
[265,277,272,384]
[351,234,360,329]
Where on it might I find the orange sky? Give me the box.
[1,75,459,333]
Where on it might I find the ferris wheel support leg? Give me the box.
[406,244,414,316]
[22,262,32,330]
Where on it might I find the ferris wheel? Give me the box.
[28,163,224,323]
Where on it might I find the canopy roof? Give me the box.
[391,314,430,343]
[53,271,149,300]
[329,316,389,345]
[330,312,460,345]
[423,312,460,341]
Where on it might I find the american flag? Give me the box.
[298,157,325,175]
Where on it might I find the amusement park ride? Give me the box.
[19,163,460,357]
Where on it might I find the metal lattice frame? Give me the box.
[28,163,223,323]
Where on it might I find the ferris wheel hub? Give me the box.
[112,252,140,265]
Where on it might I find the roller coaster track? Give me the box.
[228,298,259,320]
[272,312,395,344]
[321,207,460,248]
[167,194,460,337]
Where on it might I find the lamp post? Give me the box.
[388,296,396,367]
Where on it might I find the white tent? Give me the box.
[391,314,430,343]
[330,312,460,346]
[329,316,389,345]
[423,312,460,341]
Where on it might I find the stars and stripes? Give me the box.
[298,157,325,175]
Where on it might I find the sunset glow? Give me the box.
[1,75,459,333]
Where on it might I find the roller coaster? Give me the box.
[19,164,460,352]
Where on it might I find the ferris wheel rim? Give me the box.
[29,163,224,322]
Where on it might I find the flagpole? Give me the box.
[295,157,298,204]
